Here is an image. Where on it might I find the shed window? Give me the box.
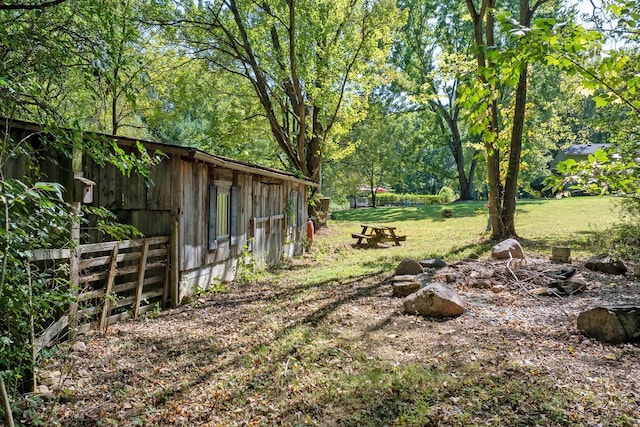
[209,182,238,250]
[217,191,230,240]
[289,190,304,228]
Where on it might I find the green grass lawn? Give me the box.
[301,196,620,285]
[331,196,618,256]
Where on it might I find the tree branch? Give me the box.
[0,0,66,10]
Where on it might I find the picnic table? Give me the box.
[351,224,406,247]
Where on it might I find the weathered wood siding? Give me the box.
[179,160,207,271]
[83,150,173,241]
[251,179,285,266]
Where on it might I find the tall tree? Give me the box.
[393,0,479,200]
[463,0,552,238]
[165,0,402,188]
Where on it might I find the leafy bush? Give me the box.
[438,186,458,203]
[0,180,74,397]
[610,198,640,262]
[374,193,443,206]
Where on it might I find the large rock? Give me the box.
[584,254,627,275]
[403,282,464,318]
[577,306,640,343]
[392,280,421,297]
[491,238,524,260]
[396,259,424,276]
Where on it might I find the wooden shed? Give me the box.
[2,118,316,310]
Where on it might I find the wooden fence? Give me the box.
[33,236,170,354]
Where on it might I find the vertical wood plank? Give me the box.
[68,202,81,339]
[133,239,150,318]
[162,239,170,307]
[99,243,120,332]
[170,154,181,307]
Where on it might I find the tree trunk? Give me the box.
[500,0,536,237]
[450,117,473,200]
[466,0,503,237]
[461,155,479,201]
[501,66,528,236]
[0,376,14,427]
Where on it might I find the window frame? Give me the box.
[208,181,238,250]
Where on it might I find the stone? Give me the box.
[491,238,525,260]
[420,259,448,270]
[71,341,87,352]
[38,370,61,387]
[490,284,506,293]
[469,267,495,280]
[395,259,423,276]
[433,271,462,284]
[392,280,421,298]
[470,279,492,289]
[391,274,417,282]
[585,254,628,275]
[577,306,640,344]
[403,282,464,318]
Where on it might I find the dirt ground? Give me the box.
[35,253,640,426]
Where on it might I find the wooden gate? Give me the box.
[33,236,169,354]
[251,181,284,266]
[252,215,285,267]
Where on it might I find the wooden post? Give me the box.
[169,154,181,307]
[68,201,80,340]
[99,243,119,332]
[133,239,149,318]
[68,139,83,340]
[551,246,571,263]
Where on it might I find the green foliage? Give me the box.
[610,198,640,262]
[437,186,457,203]
[373,193,443,206]
[168,0,404,181]
[0,177,74,398]
[546,147,639,198]
[82,206,144,241]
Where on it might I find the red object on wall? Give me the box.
[307,218,314,244]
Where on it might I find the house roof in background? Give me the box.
[1,117,317,187]
[563,143,610,156]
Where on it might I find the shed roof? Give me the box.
[2,117,317,187]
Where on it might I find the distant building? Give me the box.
[550,143,610,170]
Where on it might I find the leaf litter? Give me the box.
[35,246,640,426]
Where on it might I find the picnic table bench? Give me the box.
[351,224,406,247]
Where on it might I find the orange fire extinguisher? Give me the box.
[306,218,314,245]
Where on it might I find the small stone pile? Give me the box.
[389,239,640,344]
[391,258,464,319]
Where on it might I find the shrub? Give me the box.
[438,186,458,203]
[374,193,443,206]
[610,197,640,262]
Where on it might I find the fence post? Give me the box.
[99,243,120,332]
[68,202,80,340]
[133,239,150,318]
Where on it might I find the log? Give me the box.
[577,306,640,344]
